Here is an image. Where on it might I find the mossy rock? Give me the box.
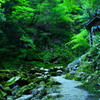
[50,72,57,76]
[65,73,75,79]
[0,89,7,99]
[77,62,94,74]
[82,71,100,93]
[0,73,11,83]
[16,78,30,86]
[15,83,35,97]
[33,77,44,84]
[47,78,61,86]
[5,76,21,87]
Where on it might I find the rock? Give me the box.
[4,87,11,95]
[43,75,50,80]
[40,67,44,70]
[49,68,54,72]
[57,70,63,75]
[17,78,29,86]
[49,66,64,76]
[70,71,76,75]
[37,85,47,98]
[30,85,47,99]
[12,85,20,95]
[30,67,40,74]
[15,94,33,100]
[33,77,44,84]
[50,72,57,76]
[35,73,42,76]
[0,84,4,91]
[14,85,33,97]
[40,68,45,73]
[65,54,84,73]
[38,88,47,96]
[6,76,21,87]
[44,72,49,75]
[30,89,38,96]
[0,89,7,99]
[0,73,10,82]
[12,85,19,91]
[47,93,61,98]
[30,68,37,74]
[7,96,14,100]
[75,72,89,81]
[44,69,49,72]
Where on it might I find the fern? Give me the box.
[20,35,36,50]
[66,29,89,49]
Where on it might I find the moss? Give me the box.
[0,89,7,99]
[5,76,21,87]
[65,73,75,79]
[47,78,61,87]
[74,76,82,81]
[82,71,100,94]
[33,77,44,84]
[77,62,94,74]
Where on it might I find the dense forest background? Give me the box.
[0,0,99,69]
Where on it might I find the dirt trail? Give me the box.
[53,75,99,100]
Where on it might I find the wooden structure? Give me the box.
[86,10,100,47]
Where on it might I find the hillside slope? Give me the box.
[65,36,100,95]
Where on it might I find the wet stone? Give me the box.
[30,89,38,96]
[15,94,33,100]
[7,96,14,100]
[47,93,61,98]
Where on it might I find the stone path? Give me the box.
[53,75,99,100]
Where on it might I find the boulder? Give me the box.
[15,94,33,100]
[30,89,38,96]
[7,96,14,100]
[65,55,84,73]
[57,70,63,75]
[47,93,61,98]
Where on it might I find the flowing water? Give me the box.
[53,75,100,100]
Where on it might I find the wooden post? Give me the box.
[89,32,93,47]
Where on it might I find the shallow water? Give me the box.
[53,75,100,100]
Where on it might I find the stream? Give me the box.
[52,75,100,100]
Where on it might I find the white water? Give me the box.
[53,75,99,100]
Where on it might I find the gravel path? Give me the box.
[53,75,99,100]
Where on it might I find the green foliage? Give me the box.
[0,0,5,4]
[65,35,100,93]
[15,0,30,6]
[63,0,81,12]
[77,62,94,73]
[82,71,100,93]
[93,34,100,49]
[65,73,75,79]
[20,35,36,50]
[0,8,6,22]
[47,78,61,87]
[0,0,99,69]
[6,76,21,86]
[80,0,99,11]
[67,29,89,49]
[0,89,7,99]
[10,6,35,24]
[66,29,89,56]
[0,0,99,97]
